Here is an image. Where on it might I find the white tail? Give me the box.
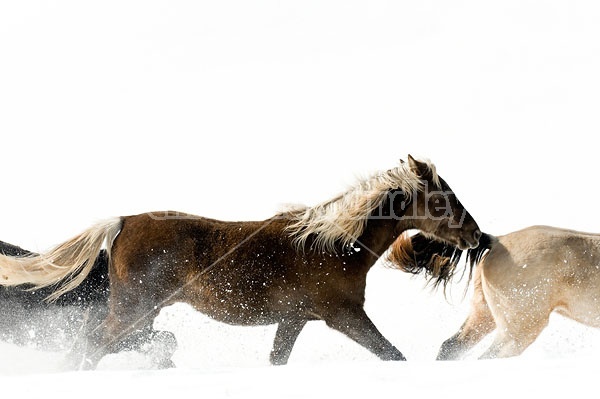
[0,217,122,302]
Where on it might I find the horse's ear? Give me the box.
[407,154,429,177]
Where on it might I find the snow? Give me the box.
[1,359,597,398]
[3,268,600,398]
[2,0,600,398]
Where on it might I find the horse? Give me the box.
[0,156,481,368]
[388,227,600,360]
[0,240,109,349]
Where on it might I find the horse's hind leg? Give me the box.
[437,308,495,360]
[64,303,109,369]
[112,324,178,369]
[270,318,307,365]
[78,300,177,369]
[479,310,549,359]
[437,266,495,360]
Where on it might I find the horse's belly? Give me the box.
[192,301,278,326]
[179,286,282,326]
[178,264,310,326]
[555,300,600,328]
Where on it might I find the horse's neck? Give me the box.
[352,192,412,263]
[354,217,402,263]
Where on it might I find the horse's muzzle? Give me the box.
[459,229,481,250]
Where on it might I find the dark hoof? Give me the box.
[269,356,289,366]
[382,349,406,361]
[62,351,98,371]
[436,340,462,360]
[156,359,177,369]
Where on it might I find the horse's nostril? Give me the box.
[473,229,482,242]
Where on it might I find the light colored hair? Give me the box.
[285,158,439,253]
[0,218,121,301]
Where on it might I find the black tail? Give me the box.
[465,232,494,270]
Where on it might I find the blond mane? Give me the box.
[285,158,439,253]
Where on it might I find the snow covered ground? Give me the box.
[2,0,600,398]
[3,267,600,398]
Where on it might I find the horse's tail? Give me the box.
[465,232,496,270]
[0,217,122,302]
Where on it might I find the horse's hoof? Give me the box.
[142,330,178,369]
[383,350,406,361]
[61,352,97,371]
[156,359,176,369]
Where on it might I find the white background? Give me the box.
[1,1,600,397]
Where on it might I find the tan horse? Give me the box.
[389,226,600,359]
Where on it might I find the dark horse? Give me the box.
[0,156,481,368]
[0,241,109,349]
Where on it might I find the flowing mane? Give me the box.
[386,232,465,292]
[284,159,440,253]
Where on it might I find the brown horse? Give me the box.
[0,156,481,368]
[389,227,600,360]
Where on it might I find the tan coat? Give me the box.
[439,226,600,359]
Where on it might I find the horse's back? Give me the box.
[485,225,600,271]
[110,211,299,324]
[481,225,600,325]
[112,211,274,275]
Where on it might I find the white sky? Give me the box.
[1,1,600,250]
[3,3,600,393]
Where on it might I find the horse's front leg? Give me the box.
[270,318,307,365]
[322,304,406,361]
